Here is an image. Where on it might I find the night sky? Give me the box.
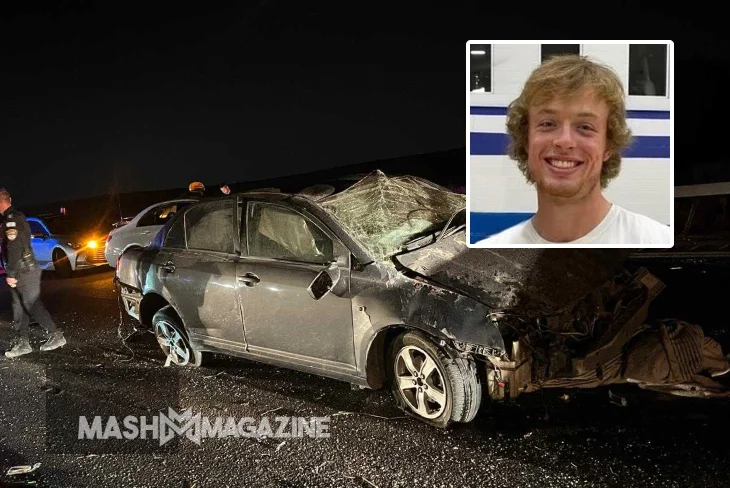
[1,4,728,206]
[0,3,465,206]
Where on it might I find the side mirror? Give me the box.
[307,262,341,300]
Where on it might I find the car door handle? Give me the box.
[238,273,260,286]
[160,261,176,273]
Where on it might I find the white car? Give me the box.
[104,199,197,267]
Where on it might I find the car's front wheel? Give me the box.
[53,249,72,277]
[151,306,203,367]
[387,331,482,428]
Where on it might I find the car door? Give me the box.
[154,198,246,349]
[237,200,355,368]
[28,219,54,268]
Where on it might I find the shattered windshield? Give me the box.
[319,170,466,260]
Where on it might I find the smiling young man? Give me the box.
[476,54,672,246]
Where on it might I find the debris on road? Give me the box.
[259,407,283,416]
[314,461,333,475]
[344,475,379,488]
[203,371,225,379]
[609,390,628,407]
[6,463,41,476]
[331,411,408,421]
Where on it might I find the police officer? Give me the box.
[0,188,66,358]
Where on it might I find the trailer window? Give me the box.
[629,44,668,96]
[686,195,730,235]
[541,44,580,63]
[470,44,491,93]
[674,197,694,234]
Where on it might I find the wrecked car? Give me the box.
[114,171,730,428]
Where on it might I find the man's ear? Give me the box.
[603,150,611,162]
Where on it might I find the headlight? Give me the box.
[87,240,98,248]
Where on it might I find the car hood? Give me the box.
[46,233,83,242]
[46,232,107,245]
[393,229,633,315]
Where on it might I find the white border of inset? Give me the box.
[466,40,674,249]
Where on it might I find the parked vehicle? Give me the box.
[115,171,678,428]
[26,215,108,276]
[104,199,197,267]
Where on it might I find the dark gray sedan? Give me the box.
[115,171,663,428]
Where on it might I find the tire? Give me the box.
[387,331,482,428]
[151,306,203,367]
[53,249,72,277]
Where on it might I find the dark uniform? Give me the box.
[1,206,65,357]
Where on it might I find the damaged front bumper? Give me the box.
[482,267,668,402]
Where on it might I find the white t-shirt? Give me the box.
[475,204,673,245]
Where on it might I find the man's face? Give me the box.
[526,90,611,201]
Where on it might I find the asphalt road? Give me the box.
[0,266,729,488]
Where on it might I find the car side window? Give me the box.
[686,195,730,235]
[28,221,48,236]
[247,202,333,264]
[163,214,186,249]
[138,203,187,227]
[185,200,236,253]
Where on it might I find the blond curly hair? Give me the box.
[506,54,634,189]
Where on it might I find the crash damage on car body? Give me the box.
[317,171,730,402]
[115,170,730,428]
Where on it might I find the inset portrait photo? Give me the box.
[467,41,673,248]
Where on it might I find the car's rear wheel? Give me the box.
[151,306,203,367]
[387,331,482,428]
